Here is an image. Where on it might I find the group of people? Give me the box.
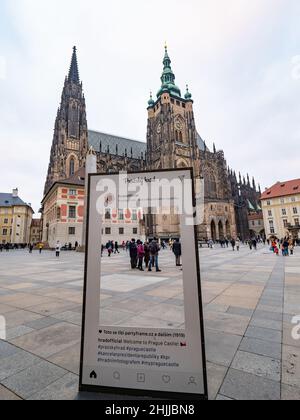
[270,238,295,256]
[100,237,183,272]
[129,238,162,272]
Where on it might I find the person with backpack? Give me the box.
[148,238,161,273]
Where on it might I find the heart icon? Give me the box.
[162,375,171,384]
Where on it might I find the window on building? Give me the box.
[293,207,298,215]
[252,221,255,226]
[4,219,8,224]
[69,227,76,235]
[280,198,285,204]
[283,219,288,228]
[69,206,76,219]
[268,210,272,217]
[132,210,137,221]
[105,228,111,235]
[119,228,124,235]
[105,210,111,220]
[269,220,275,234]
[69,189,77,196]
[291,197,296,202]
[282,209,287,216]
[119,210,124,221]
[2,229,7,236]
[133,228,138,235]
[294,219,299,226]
[267,201,271,206]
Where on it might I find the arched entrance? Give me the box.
[211,220,217,241]
[218,221,224,239]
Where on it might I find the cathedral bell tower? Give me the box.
[44,47,88,195]
[146,45,199,172]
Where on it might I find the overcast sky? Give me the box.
[0,0,299,215]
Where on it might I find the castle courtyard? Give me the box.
[0,245,299,400]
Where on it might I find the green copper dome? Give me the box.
[148,92,155,107]
[157,46,181,99]
[184,85,192,100]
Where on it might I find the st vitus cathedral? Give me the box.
[43,46,263,242]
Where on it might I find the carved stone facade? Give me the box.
[43,46,261,242]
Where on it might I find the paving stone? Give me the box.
[205,330,242,367]
[48,343,80,375]
[232,351,281,382]
[282,345,300,388]
[0,384,22,400]
[239,337,282,360]
[216,394,233,400]
[206,362,228,400]
[281,384,300,400]
[0,351,42,381]
[11,322,81,358]
[6,325,35,340]
[226,307,254,317]
[1,361,68,399]
[29,373,79,400]
[0,340,21,359]
[220,369,281,400]
[25,316,62,330]
[250,318,282,332]
[245,326,282,344]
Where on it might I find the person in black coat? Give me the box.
[172,239,182,267]
[129,239,138,269]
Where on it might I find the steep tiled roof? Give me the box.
[0,193,28,208]
[261,179,300,200]
[88,130,207,158]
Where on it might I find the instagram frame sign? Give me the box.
[79,169,208,400]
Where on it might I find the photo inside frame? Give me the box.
[98,208,186,331]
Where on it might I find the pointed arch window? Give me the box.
[70,158,75,176]
[69,105,79,138]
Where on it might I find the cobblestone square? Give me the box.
[0,245,299,400]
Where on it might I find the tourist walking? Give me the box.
[38,243,43,254]
[236,238,240,252]
[172,238,182,266]
[148,238,161,272]
[114,241,120,254]
[231,239,236,251]
[29,244,34,254]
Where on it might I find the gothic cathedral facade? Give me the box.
[43,46,262,242]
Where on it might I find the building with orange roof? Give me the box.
[261,179,300,239]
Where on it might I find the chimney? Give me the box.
[12,188,18,198]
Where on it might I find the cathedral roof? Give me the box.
[88,130,147,159]
[88,130,207,157]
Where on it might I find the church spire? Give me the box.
[68,46,80,84]
[157,44,181,99]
